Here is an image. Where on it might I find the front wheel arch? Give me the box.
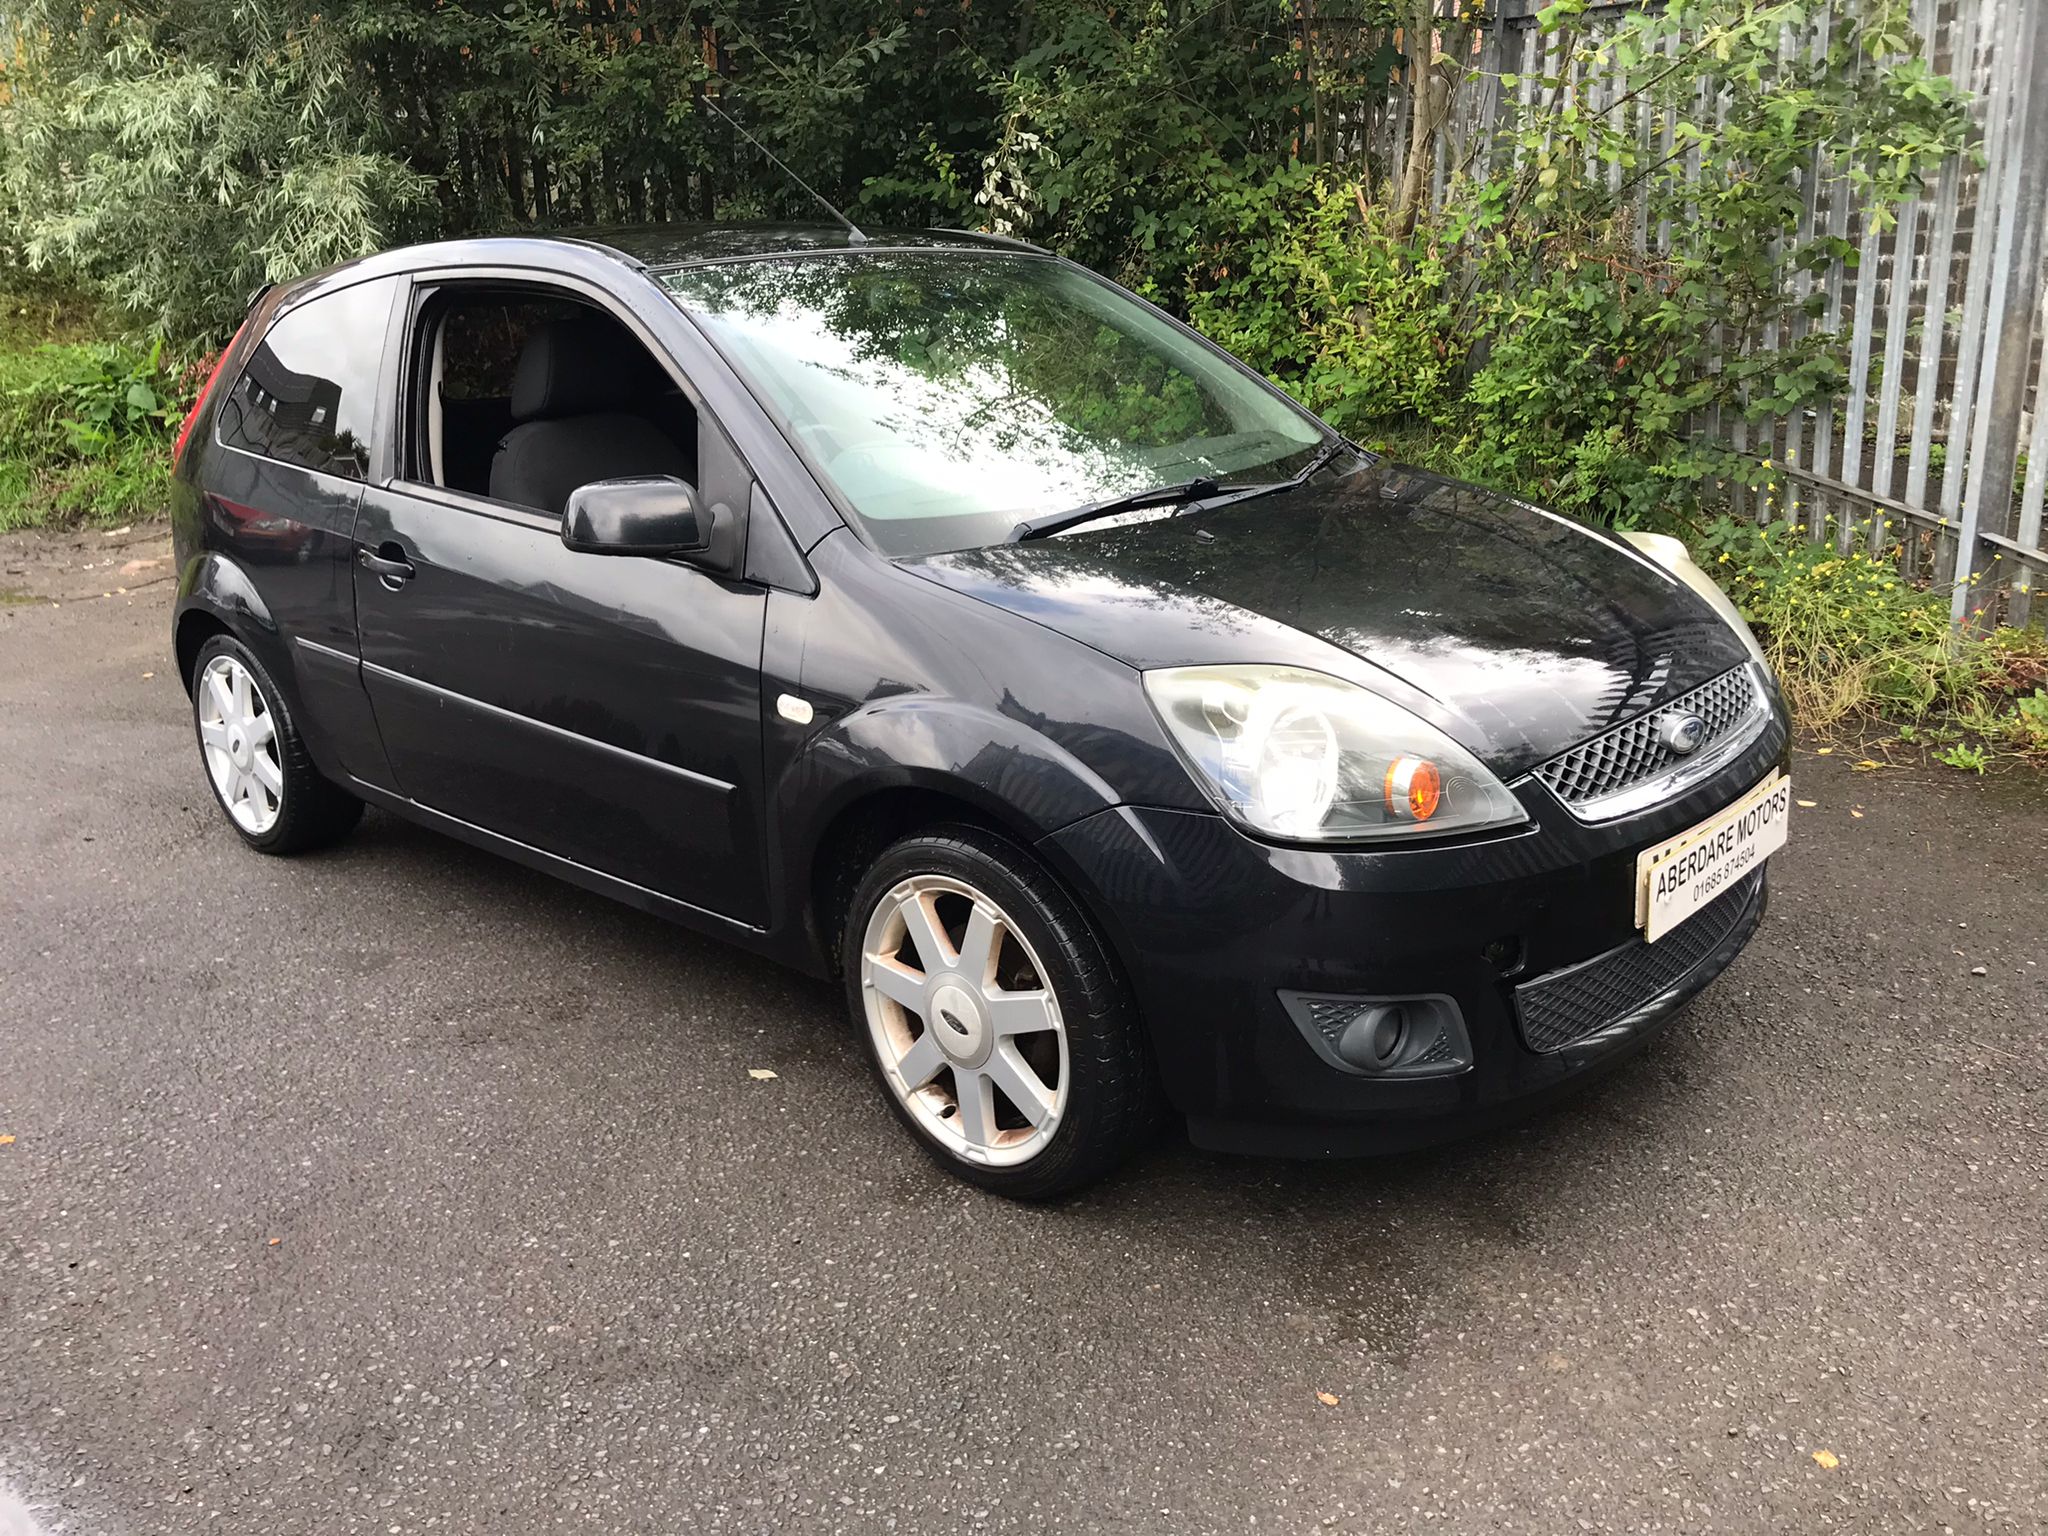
[806,782,1028,978]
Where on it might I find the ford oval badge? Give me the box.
[1658,712,1708,755]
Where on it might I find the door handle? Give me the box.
[359,543,415,586]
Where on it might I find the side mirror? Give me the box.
[561,476,710,558]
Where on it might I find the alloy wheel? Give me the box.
[859,873,1069,1167]
[197,654,284,836]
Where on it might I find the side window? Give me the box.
[405,286,703,519]
[437,296,584,404]
[219,278,395,480]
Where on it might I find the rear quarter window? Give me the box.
[218,278,396,480]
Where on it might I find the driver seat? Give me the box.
[489,318,694,516]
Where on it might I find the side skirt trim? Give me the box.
[347,776,767,938]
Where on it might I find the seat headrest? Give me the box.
[509,318,645,422]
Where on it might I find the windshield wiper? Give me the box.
[1216,438,1357,510]
[1011,476,1221,542]
[1291,437,1354,484]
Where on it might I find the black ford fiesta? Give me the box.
[169,225,1791,1197]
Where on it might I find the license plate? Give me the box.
[1633,774,1791,942]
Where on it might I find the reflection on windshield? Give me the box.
[661,254,1324,555]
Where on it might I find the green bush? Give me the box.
[0,334,187,530]
[1185,175,1461,434]
[1693,516,1975,725]
[1692,514,2048,762]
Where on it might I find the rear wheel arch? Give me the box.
[174,607,235,695]
[173,553,280,694]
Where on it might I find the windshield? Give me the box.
[660,253,1328,556]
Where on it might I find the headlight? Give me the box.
[1142,665,1528,843]
[1619,530,1769,669]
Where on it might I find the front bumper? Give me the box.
[1039,712,1787,1157]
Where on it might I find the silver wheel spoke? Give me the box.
[207,670,235,721]
[867,955,927,1012]
[953,1068,997,1148]
[231,666,251,721]
[956,902,999,984]
[987,989,1057,1037]
[899,890,953,972]
[250,751,283,796]
[199,719,230,752]
[895,1032,945,1091]
[985,1043,1056,1127]
[245,711,275,747]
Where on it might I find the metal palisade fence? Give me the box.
[1303,0,2048,629]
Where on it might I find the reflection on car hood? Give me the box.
[899,463,1753,778]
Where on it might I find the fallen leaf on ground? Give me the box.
[0,1134,14,1145]
[141,671,154,680]
[1850,808,1864,819]
[1813,746,1834,756]
[1811,1449,1839,1470]
[268,1237,282,1246]
[747,1068,779,1081]
[1316,1391,1340,1407]
[1796,799,1817,808]
[1853,759,1883,771]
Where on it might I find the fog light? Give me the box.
[1279,991,1472,1079]
[1349,1004,1407,1066]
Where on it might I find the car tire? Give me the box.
[842,823,1158,1200]
[191,633,363,855]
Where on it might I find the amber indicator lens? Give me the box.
[1384,756,1442,821]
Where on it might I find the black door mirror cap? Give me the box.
[561,475,710,558]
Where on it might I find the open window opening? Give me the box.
[407,287,700,518]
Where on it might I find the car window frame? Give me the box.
[209,272,407,487]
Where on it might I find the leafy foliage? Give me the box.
[3,3,432,340]
[1695,515,1973,724]
[0,330,189,528]
[0,0,1986,590]
[1693,513,2048,762]
[1165,0,1969,523]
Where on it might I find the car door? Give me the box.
[350,278,771,928]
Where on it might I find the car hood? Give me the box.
[899,462,1752,779]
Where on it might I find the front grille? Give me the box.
[1535,666,1762,812]
[1514,871,1763,1054]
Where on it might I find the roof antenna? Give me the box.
[699,91,868,245]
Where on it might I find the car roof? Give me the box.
[269,223,1049,311]
[575,223,1046,268]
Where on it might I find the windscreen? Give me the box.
[661,253,1327,555]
